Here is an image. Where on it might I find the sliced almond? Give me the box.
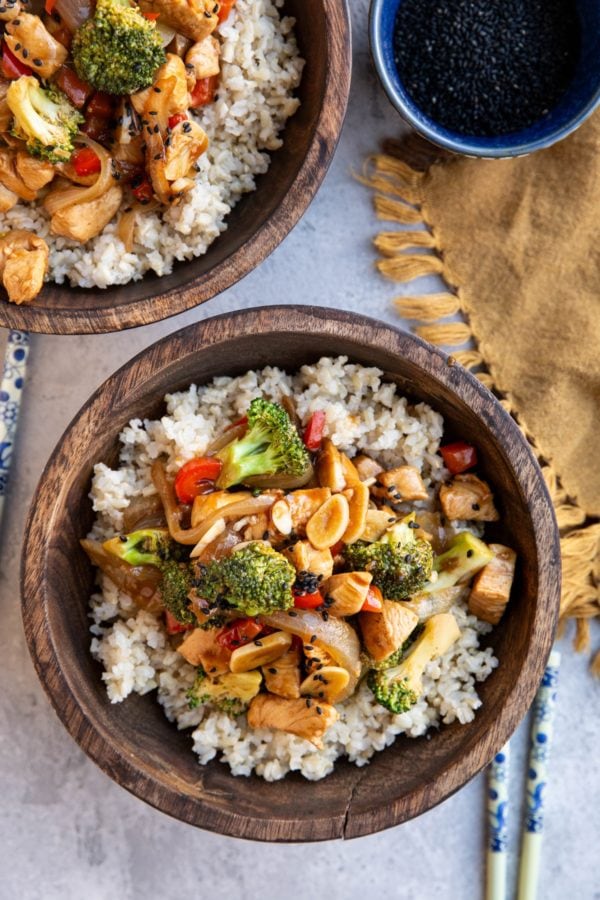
[316,439,346,492]
[323,570,372,616]
[229,631,292,674]
[341,482,370,544]
[300,666,350,704]
[306,493,350,550]
[189,518,226,557]
[286,487,331,534]
[270,499,292,535]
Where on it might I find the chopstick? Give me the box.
[486,743,510,900]
[517,649,561,900]
[0,329,30,530]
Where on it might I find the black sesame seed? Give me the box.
[33,58,42,67]
[310,635,317,643]
[466,549,474,558]
[253,639,263,647]
[306,698,312,707]
[268,667,277,674]
[316,706,323,715]
[288,610,298,617]
[472,503,481,511]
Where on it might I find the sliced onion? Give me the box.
[121,493,165,532]
[206,423,246,454]
[151,460,276,545]
[260,608,361,700]
[117,208,137,253]
[157,21,177,47]
[81,539,164,613]
[44,135,114,215]
[54,0,94,32]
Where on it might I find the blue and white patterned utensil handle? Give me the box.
[0,329,30,527]
[487,742,510,900]
[518,649,561,900]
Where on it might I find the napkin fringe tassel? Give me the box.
[360,153,600,672]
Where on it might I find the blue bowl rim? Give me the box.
[369,0,600,158]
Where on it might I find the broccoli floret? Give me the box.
[103,528,194,624]
[215,398,312,489]
[72,0,166,95]
[422,531,494,594]
[344,514,434,600]
[368,613,460,713]
[195,541,296,616]
[187,667,262,715]
[7,76,83,163]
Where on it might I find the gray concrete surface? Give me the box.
[1,2,598,898]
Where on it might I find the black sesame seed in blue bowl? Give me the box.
[370,0,600,157]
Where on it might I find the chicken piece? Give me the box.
[468,544,517,625]
[139,0,219,41]
[0,229,48,304]
[359,508,397,542]
[133,53,190,117]
[285,539,334,580]
[0,150,36,201]
[15,152,54,191]
[0,181,18,212]
[262,644,302,699]
[178,626,231,675]
[191,490,253,527]
[354,454,384,482]
[247,694,338,749]
[439,474,499,522]
[316,439,346,492]
[185,35,220,80]
[242,512,270,543]
[303,641,334,673]
[49,184,123,243]
[285,487,331,535]
[163,118,208,181]
[112,99,144,169]
[360,599,419,662]
[5,13,68,78]
[323,571,372,617]
[372,465,429,503]
[0,0,23,21]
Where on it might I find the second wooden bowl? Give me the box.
[21,306,560,840]
[0,1,351,335]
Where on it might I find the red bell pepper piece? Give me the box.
[142,10,160,19]
[132,179,154,204]
[217,0,237,22]
[72,147,102,177]
[190,75,219,108]
[45,0,57,12]
[293,589,324,610]
[217,617,262,650]
[164,610,193,634]
[439,441,478,475]
[168,113,188,130]
[361,585,383,613]
[174,457,223,504]
[1,42,32,79]
[225,415,248,431]
[303,410,326,452]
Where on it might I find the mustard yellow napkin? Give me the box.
[362,115,600,662]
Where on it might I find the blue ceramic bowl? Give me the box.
[370,0,600,157]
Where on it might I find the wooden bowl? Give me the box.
[21,307,560,840]
[0,2,351,335]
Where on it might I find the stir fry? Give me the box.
[83,397,517,749]
[0,0,233,303]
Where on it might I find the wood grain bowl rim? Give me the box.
[21,306,561,840]
[0,1,352,335]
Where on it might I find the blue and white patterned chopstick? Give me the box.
[0,329,30,528]
[487,742,510,900]
[517,649,561,900]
